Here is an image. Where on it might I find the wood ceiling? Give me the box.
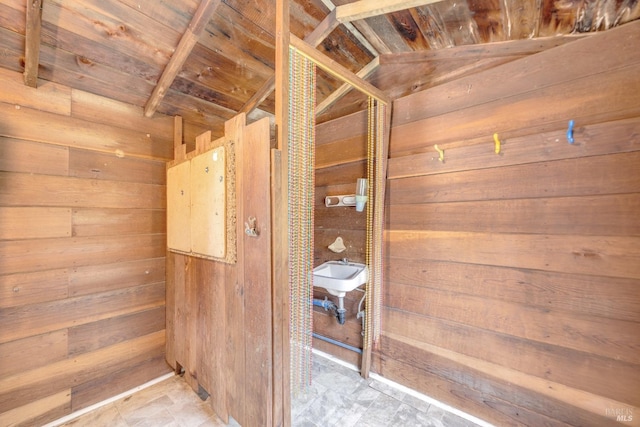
[1,0,639,137]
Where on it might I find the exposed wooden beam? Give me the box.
[290,35,390,104]
[239,76,275,115]
[349,20,391,54]
[240,9,340,115]
[305,9,340,46]
[335,0,446,22]
[318,0,381,56]
[316,56,380,114]
[23,0,43,87]
[144,0,220,118]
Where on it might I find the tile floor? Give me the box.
[53,352,485,427]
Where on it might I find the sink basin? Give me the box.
[312,261,368,297]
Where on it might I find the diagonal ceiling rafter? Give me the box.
[241,0,446,116]
[144,0,221,118]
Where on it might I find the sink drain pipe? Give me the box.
[313,297,346,325]
[312,332,362,354]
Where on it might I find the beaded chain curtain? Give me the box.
[365,97,385,347]
[287,46,385,395]
[288,46,316,396]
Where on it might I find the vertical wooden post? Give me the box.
[173,115,186,161]
[273,0,291,425]
[24,0,43,87]
[360,101,392,378]
[226,114,246,424]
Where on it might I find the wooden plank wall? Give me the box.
[312,112,370,364]
[380,21,640,426]
[0,68,172,426]
[166,115,275,426]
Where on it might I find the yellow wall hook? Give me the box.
[434,144,444,162]
[493,133,501,154]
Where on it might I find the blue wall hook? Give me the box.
[567,120,575,144]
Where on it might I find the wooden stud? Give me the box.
[240,9,340,116]
[23,0,43,88]
[349,19,391,54]
[144,0,221,117]
[290,35,390,104]
[274,0,291,425]
[318,0,383,55]
[316,57,380,114]
[173,115,185,161]
[239,76,275,116]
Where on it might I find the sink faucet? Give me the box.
[339,258,349,264]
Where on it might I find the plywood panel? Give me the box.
[0,207,71,240]
[190,145,226,258]
[0,269,68,308]
[167,160,191,253]
[0,137,69,176]
[69,257,165,296]
[0,283,165,344]
[0,171,165,209]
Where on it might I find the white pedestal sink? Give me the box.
[312,260,368,297]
